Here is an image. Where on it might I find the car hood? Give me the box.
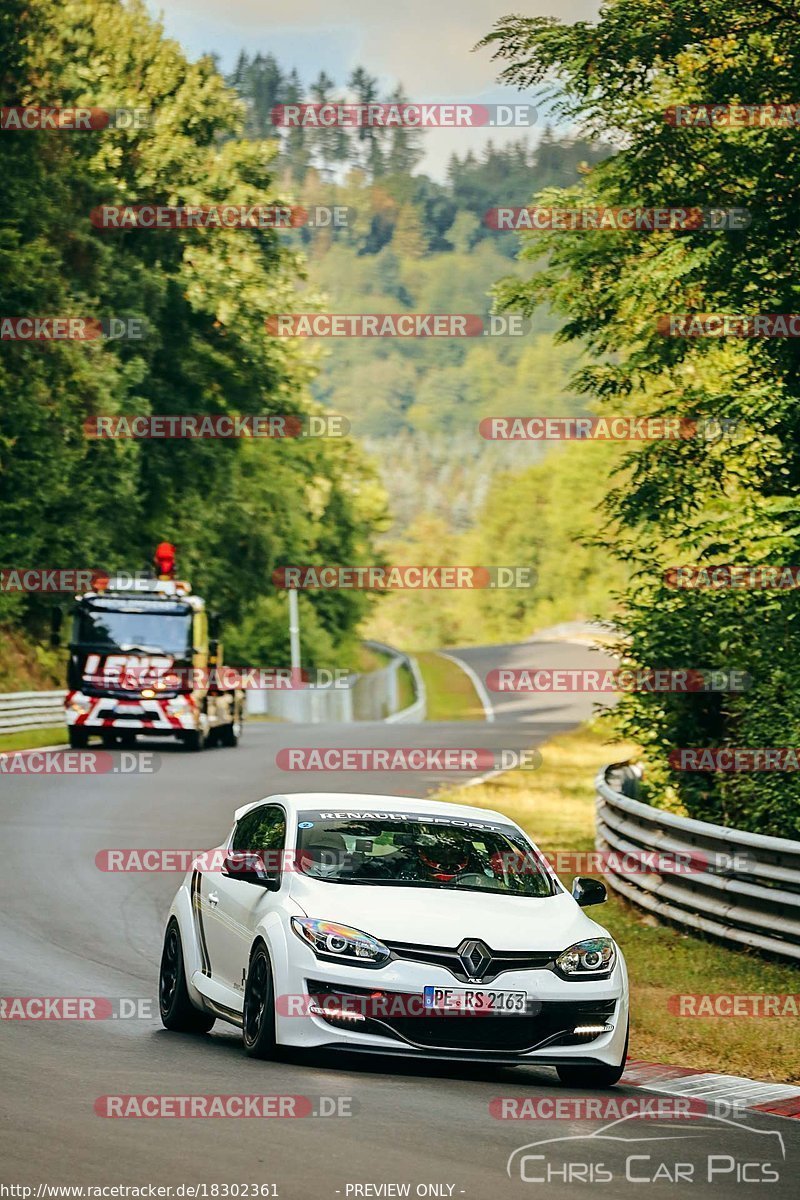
[287,876,605,951]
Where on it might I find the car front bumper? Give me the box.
[275,944,628,1067]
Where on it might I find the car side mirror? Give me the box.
[222,851,280,890]
[571,876,607,907]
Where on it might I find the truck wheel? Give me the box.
[181,729,205,752]
[219,720,241,748]
[68,727,89,749]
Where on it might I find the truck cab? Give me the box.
[64,576,243,751]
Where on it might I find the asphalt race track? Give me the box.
[1,638,796,1196]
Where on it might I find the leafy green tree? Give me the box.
[383,86,424,177]
[348,66,385,177]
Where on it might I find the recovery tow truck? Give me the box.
[59,549,244,751]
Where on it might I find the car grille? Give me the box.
[384,939,556,983]
[307,981,616,1053]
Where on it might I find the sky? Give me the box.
[147,0,600,179]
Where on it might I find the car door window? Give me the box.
[231,805,286,879]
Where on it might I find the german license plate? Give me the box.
[423,986,526,1013]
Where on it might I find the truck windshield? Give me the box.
[74,601,193,656]
[295,815,556,896]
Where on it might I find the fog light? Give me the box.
[309,1003,365,1022]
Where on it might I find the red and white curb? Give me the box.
[623,1059,800,1120]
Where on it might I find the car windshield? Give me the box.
[74,601,193,656]
[294,813,556,896]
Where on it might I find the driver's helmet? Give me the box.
[299,831,348,879]
[416,833,470,882]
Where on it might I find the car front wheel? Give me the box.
[242,943,278,1059]
[159,919,215,1033]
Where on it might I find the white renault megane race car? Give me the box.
[159,793,629,1087]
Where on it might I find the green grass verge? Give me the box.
[0,726,69,753]
[438,722,800,1084]
[415,651,484,721]
[396,662,417,712]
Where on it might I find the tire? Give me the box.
[219,719,241,748]
[242,942,278,1059]
[68,727,89,749]
[556,1021,629,1089]
[181,728,205,752]
[159,919,215,1034]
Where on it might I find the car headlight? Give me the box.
[291,918,390,966]
[555,937,616,978]
[68,695,91,715]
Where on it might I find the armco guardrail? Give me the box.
[596,762,800,961]
[0,689,67,734]
[363,640,426,724]
[246,641,426,724]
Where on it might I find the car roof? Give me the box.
[234,791,514,825]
